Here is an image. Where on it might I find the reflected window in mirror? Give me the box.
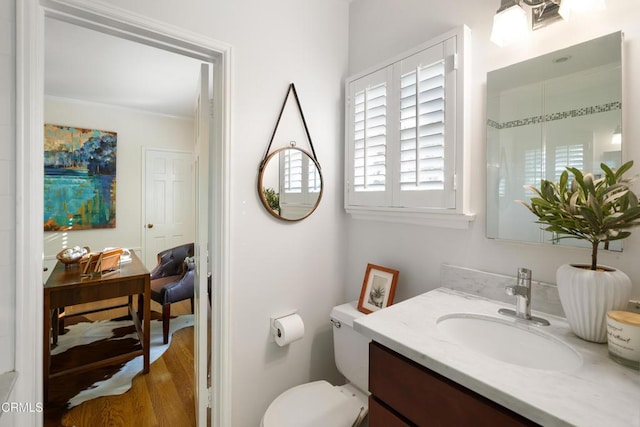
[258,146,323,221]
[486,31,623,250]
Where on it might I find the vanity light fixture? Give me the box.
[490,0,529,47]
[490,0,607,47]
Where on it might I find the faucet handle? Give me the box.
[500,267,550,326]
[517,268,532,285]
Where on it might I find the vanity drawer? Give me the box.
[369,341,539,426]
[368,396,412,427]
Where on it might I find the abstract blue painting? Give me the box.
[44,124,117,231]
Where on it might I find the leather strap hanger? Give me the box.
[260,83,320,171]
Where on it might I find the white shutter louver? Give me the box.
[354,83,387,192]
[284,149,302,194]
[554,144,584,182]
[308,158,321,193]
[524,148,545,197]
[399,60,445,191]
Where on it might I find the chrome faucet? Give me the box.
[498,268,550,326]
[508,268,532,319]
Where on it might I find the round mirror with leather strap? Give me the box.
[258,145,323,221]
[258,83,323,222]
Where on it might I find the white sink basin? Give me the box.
[437,313,582,372]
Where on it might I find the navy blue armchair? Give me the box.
[145,243,194,343]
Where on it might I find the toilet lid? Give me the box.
[262,380,365,427]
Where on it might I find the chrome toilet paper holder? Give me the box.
[270,309,298,341]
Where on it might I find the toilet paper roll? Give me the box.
[274,314,305,346]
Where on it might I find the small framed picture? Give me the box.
[357,263,399,314]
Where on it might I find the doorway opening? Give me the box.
[16,1,231,426]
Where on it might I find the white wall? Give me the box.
[43,97,194,272]
[346,0,640,304]
[95,1,350,426]
[212,3,350,425]
[0,0,15,374]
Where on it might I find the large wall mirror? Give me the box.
[258,146,323,221]
[486,32,623,250]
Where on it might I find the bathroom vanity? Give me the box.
[369,341,536,426]
[354,287,639,426]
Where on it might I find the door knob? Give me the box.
[147,223,154,229]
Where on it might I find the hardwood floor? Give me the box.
[44,298,196,427]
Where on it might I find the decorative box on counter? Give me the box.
[80,248,123,277]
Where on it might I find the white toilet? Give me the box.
[261,301,370,427]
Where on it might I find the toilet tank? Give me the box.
[330,301,369,393]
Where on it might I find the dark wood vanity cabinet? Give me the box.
[368,341,540,427]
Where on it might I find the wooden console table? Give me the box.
[43,252,150,402]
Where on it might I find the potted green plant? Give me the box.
[519,160,640,342]
[263,187,281,215]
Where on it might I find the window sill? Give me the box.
[345,207,476,229]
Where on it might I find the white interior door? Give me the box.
[194,63,211,426]
[143,149,195,269]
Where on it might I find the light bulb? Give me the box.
[490,4,529,47]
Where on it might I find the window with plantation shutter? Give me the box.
[345,26,474,227]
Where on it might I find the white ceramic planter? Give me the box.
[556,264,632,343]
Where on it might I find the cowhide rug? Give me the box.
[47,312,193,410]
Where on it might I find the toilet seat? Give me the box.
[261,380,366,427]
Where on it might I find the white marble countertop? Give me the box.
[354,287,640,427]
